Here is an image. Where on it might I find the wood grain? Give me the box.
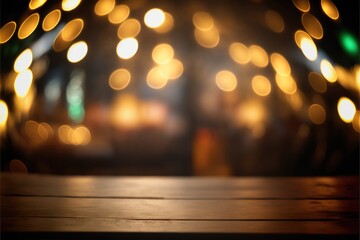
[1,173,358,199]
[1,196,358,220]
[1,173,358,239]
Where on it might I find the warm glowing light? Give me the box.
[53,33,71,52]
[337,97,356,123]
[249,45,268,68]
[0,21,16,44]
[216,70,237,92]
[301,13,323,40]
[294,30,312,48]
[116,38,138,59]
[229,42,250,64]
[193,12,214,31]
[62,0,81,11]
[94,0,115,16]
[111,94,140,129]
[42,10,61,31]
[39,122,53,140]
[194,26,220,48]
[352,111,360,133]
[265,10,284,33]
[108,5,130,24]
[147,66,168,89]
[159,59,184,80]
[29,0,47,10]
[308,104,326,124]
[300,38,317,61]
[14,49,33,73]
[154,12,174,33]
[58,125,73,144]
[109,68,131,90]
[320,59,337,83]
[0,100,8,127]
[72,126,91,145]
[144,8,165,28]
[236,101,266,128]
[152,43,174,64]
[270,53,291,76]
[61,18,84,42]
[252,75,271,96]
[117,19,141,39]
[67,41,88,63]
[321,0,339,20]
[18,13,40,39]
[14,69,33,97]
[287,92,303,111]
[275,73,297,95]
[292,0,310,12]
[308,72,327,93]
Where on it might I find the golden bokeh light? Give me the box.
[193,12,214,31]
[337,97,356,123]
[109,68,131,90]
[275,73,297,95]
[270,53,291,76]
[67,41,88,63]
[94,0,115,16]
[308,104,326,124]
[53,33,71,52]
[287,92,303,111]
[152,43,174,65]
[111,94,141,129]
[42,9,61,32]
[249,45,268,68]
[194,26,220,48]
[294,30,312,48]
[321,0,339,20]
[216,70,237,92]
[0,100,8,127]
[29,0,47,10]
[300,37,317,61]
[62,0,81,11]
[108,5,130,24]
[0,21,17,44]
[301,13,323,40]
[61,18,84,42]
[159,59,184,80]
[18,13,40,39]
[58,125,73,144]
[37,123,49,141]
[320,59,337,83]
[72,126,91,145]
[14,48,33,73]
[352,111,360,133]
[14,69,33,97]
[292,0,310,12]
[147,66,168,89]
[154,12,174,33]
[252,75,271,96]
[334,65,355,90]
[116,38,138,59]
[265,10,284,33]
[229,42,250,65]
[117,19,141,39]
[308,72,327,93]
[144,8,165,28]
[236,100,266,128]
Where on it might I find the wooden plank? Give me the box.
[1,217,358,235]
[1,173,358,199]
[1,196,358,220]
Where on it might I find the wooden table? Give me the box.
[1,173,358,239]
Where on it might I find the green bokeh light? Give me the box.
[339,31,359,57]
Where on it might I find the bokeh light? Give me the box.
[14,49,33,73]
[0,21,17,44]
[18,13,40,39]
[337,97,356,123]
[67,41,88,63]
[216,70,237,92]
[116,38,138,59]
[144,8,165,28]
[109,68,131,90]
[42,9,61,32]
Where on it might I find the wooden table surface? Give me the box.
[1,173,358,239]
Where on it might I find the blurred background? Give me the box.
[0,0,359,176]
